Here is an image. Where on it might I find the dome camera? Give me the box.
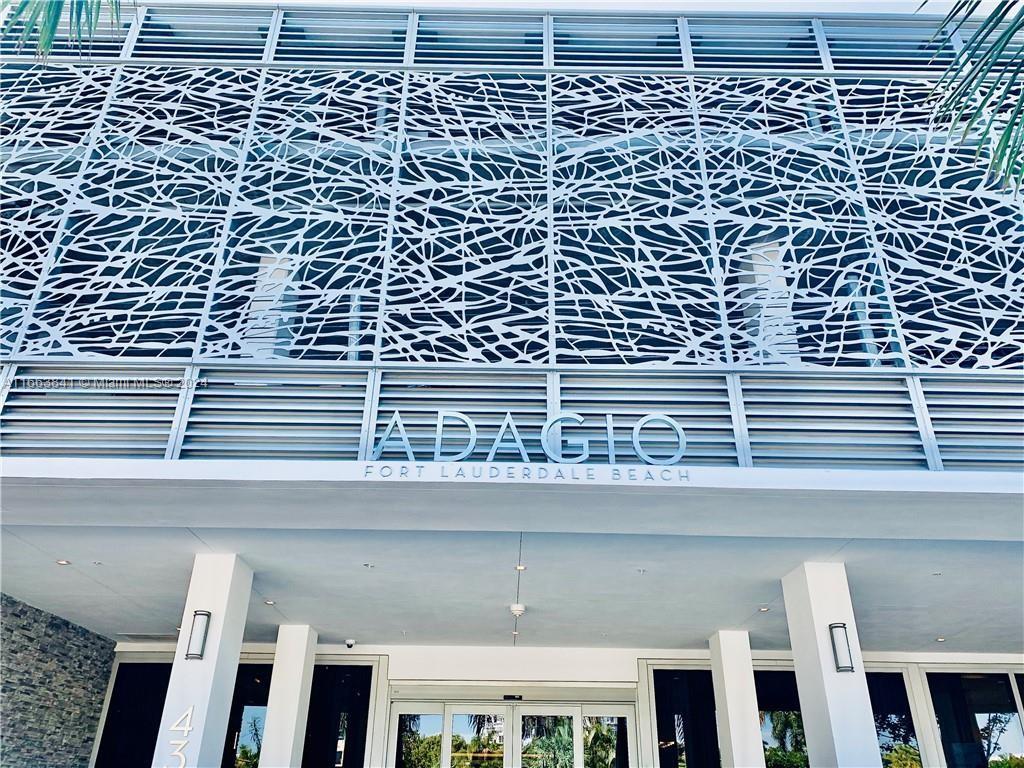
[345,639,356,649]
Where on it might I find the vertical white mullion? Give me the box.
[9,63,126,360]
[365,656,391,768]
[189,65,270,366]
[904,664,946,768]
[811,19,835,71]
[1008,670,1024,727]
[403,11,418,66]
[118,4,146,59]
[906,374,943,470]
[164,364,199,459]
[635,660,658,768]
[726,373,753,467]
[572,706,584,768]
[822,76,914,369]
[262,7,284,64]
[358,368,382,460]
[544,14,554,68]
[440,704,454,768]
[678,17,695,69]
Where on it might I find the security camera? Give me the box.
[345,639,356,649]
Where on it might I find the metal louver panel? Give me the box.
[553,16,684,68]
[132,7,273,60]
[274,10,408,63]
[823,20,957,72]
[741,375,928,468]
[373,371,548,462]
[181,368,368,459]
[0,3,131,57]
[558,374,737,465]
[960,20,1024,75]
[920,377,1024,471]
[688,19,822,70]
[414,14,544,65]
[0,365,181,458]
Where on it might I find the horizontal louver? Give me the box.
[741,375,928,469]
[414,14,544,66]
[920,377,1024,471]
[180,368,368,459]
[1,3,130,57]
[0,365,181,458]
[274,10,408,63]
[558,374,737,465]
[688,19,822,70]
[132,7,272,60]
[373,371,548,462]
[553,16,683,68]
[823,19,957,72]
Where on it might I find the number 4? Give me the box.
[170,706,195,736]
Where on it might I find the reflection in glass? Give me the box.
[302,664,372,768]
[396,714,443,768]
[652,669,720,768]
[583,715,629,768]
[522,715,573,768]
[222,664,272,768]
[452,713,505,768]
[866,672,922,768]
[235,705,267,768]
[755,671,809,768]
[929,673,1024,767]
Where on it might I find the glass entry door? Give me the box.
[388,702,634,768]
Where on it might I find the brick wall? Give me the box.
[1,593,115,768]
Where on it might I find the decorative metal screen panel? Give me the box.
[2,9,1022,401]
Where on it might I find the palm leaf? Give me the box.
[925,0,1024,187]
[2,0,122,56]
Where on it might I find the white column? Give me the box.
[709,630,767,768]
[152,553,253,768]
[782,562,881,768]
[259,625,318,768]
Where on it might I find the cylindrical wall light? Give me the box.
[185,610,211,660]
[829,622,854,672]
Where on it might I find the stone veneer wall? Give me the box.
[1,593,115,768]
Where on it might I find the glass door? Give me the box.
[513,705,582,768]
[389,701,635,768]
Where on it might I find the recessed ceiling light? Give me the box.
[512,630,519,636]
[55,559,71,566]
[936,637,946,642]
[758,606,771,613]
[515,564,526,571]
[264,599,275,606]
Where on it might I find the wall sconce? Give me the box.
[829,622,854,672]
[185,610,211,660]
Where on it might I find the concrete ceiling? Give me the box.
[3,525,1021,653]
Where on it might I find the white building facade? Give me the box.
[1,4,1022,768]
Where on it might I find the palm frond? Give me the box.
[2,0,122,56]
[927,0,1024,187]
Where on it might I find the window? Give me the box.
[94,662,172,768]
[652,669,720,768]
[866,672,921,768]
[928,673,1024,768]
[754,671,808,768]
[221,664,273,768]
[302,664,374,768]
